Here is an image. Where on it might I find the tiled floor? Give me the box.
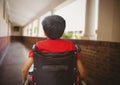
[0,42,29,85]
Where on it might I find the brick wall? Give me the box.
[22,37,120,85]
[22,36,46,49]
[73,40,120,85]
[0,36,10,61]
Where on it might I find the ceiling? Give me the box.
[6,0,68,27]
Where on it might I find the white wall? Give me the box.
[0,16,9,37]
[0,0,10,37]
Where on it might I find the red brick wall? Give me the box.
[22,36,46,49]
[73,40,120,85]
[22,37,120,85]
[0,36,10,61]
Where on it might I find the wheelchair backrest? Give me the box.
[32,45,78,85]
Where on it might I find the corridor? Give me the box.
[0,0,120,85]
[0,42,29,85]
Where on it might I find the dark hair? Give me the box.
[42,15,66,39]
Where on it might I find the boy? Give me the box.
[22,15,86,85]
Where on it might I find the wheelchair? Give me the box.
[27,44,82,85]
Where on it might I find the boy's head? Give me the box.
[42,15,66,39]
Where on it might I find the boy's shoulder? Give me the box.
[36,39,75,47]
[34,39,76,52]
[36,39,73,43]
